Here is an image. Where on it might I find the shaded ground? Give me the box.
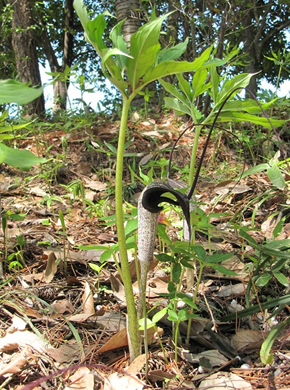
[0,112,290,389]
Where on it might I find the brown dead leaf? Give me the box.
[64,367,94,390]
[83,178,107,191]
[215,283,246,298]
[183,350,228,367]
[231,330,268,353]
[50,299,74,318]
[82,281,95,316]
[125,354,146,375]
[7,315,27,332]
[47,341,81,363]
[44,252,57,283]
[0,347,31,376]
[110,273,126,302]
[97,327,128,354]
[0,330,50,353]
[199,372,252,390]
[104,372,145,390]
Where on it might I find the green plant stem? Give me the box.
[115,97,140,361]
[186,262,204,345]
[188,126,202,185]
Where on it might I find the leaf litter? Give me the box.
[0,113,290,389]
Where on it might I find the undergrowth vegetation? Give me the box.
[0,4,290,390]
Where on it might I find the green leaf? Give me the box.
[241,163,269,179]
[178,308,188,321]
[273,271,289,287]
[127,14,170,88]
[193,245,207,261]
[109,20,129,70]
[206,253,233,264]
[219,294,290,321]
[167,309,179,322]
[101,48,133,74]
[0,144,46,169]
[152,307,168,323]
[163,97,192,116]
[208,264,238,276]
[272,217,285,238]
[214,111,286,129]
[172,262,182,283]
[158,38,189,62]
[267,163,285,189]
[256,274,272,287]
[214,73,253,106]
[142,58,209,86]
[177,74,193,101]
[160,79,189,104]
[191,69,210,101]
[0,80,43,105]
[239,229,260,249]
[260,318,290,364]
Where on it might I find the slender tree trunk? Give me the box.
[9,0,45,115]
[115,0,141,47]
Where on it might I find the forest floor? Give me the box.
[0,111,290,390]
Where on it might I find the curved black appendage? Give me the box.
[141,181,191,237]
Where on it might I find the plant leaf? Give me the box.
[158,37,189,62]
[260,318,290,364]
[267,162,285,189]
[0,144,46,169]
[0,80,43,105]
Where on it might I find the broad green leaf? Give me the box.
[206,253,233,264]
[167,309,179,322]
[163,97,192,116]
[86,15,107,51]
[260,318,290,364]
[221,99,279,114]
[142,58,210,86]
[263,239,290,249]
[256,273,272,287]
[178,308,188,321]
[109,20,128,70]
[209,67,221,104]
[239,229,259,249]
[191,69,209,101]
[193,245,206,261]
[172,262,182,283]
[177,74,193,101]
[0,80,43,105]
[0,147,6,163]
[272,217,285,238]
[241,163,269,178]
[127,14,170,88]
[220,294,290,321]
[160,79,188,105]
[215,111,286,129]
[267,163,285,189]
[215,73,253,106]
[158,38,189,62]
[152,307,168,323]
[101,48,133,74]
[208,264,238,276]
[0,143,46,169]
[273,271,289,287]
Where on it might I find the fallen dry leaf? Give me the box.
[64,366,94,390]
[199,372,252,390]
[97,327,128,354]
[44,252,57,283]
[0,330,50,353]
[104,372,145,390]
[82,281,95,316]
[0,347,31,376]
[231,330,268,353]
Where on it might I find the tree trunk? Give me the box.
[115,0,141,47]
[9,0,45,115]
